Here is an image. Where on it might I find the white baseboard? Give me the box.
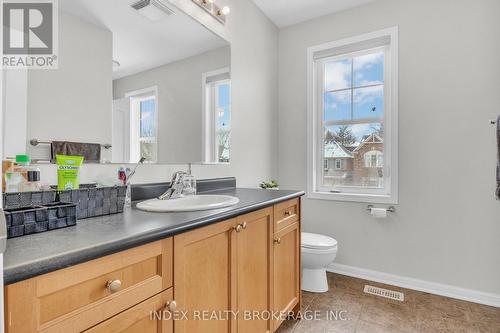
[327,263,500,308]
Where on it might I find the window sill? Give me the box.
[307,191,397,204]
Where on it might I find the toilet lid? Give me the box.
[302,232,337,250]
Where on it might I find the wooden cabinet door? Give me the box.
[272,222,300,331]
[83,288,174,333]
[236,208,273,333]
[174,218,239,333]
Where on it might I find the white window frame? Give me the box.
[125,86,158,164]
[202,67,231,163]
[307,27,398,204]
[335,159,342,170]
[364,151,383,168]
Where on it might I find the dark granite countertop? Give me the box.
[4,188,304,285]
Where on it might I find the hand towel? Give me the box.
[497,116,500,200]
[51,141,101,163]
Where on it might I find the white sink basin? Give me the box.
[136,195,240,212]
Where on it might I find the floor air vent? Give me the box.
[363,285,404,302]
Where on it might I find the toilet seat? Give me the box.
[302,232,337,250]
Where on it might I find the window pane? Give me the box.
[353,85,384,120]
[140,98,155,138]
[324,90,351,122]
[217,83,230,163]
[324,58,352,91]
[140,140,157,163]
[217,130,230,162]
[217,83,230,131]
[353,51,384,87]
[323,123,384,189]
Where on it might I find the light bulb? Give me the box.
[218,6,230,16]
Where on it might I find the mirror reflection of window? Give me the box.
[127,87,158,164]
[138,97,157,163]
[215,81,231,163]
[203,68,231,163]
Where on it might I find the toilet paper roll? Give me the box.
[370,207,388,218]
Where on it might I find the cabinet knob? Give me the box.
[284,211,292,216]
[106,279,122,293]
[274,237,281,244]
[166,300,177,312]
[234,224,242,232]
[241,222,247,230]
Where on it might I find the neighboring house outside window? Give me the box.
[323,141,353,185]
[353,134,383,187]
[307,27,398,203]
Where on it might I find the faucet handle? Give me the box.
[159,170,192,200]
[169,171,187,188]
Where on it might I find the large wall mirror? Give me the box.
[2,0,231,164]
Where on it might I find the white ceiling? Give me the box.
[252,0,375,28]
[60,0,228,79]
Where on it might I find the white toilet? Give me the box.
[301,232,338,293]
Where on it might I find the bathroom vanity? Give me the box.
[0,0,301,331]
[3,185,303,333]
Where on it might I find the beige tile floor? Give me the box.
[276,273,500,333]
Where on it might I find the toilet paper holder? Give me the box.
[366,205,396,213]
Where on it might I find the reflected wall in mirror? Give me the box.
[2,0,231,164]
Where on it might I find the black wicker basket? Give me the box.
[4,202,77,238]
[3,185,127,238]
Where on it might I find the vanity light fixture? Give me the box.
[192,0,230,24]
[217,6,230,16]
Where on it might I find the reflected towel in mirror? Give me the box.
[51,141,101,163]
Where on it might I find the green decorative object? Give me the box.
[259,180,279,189]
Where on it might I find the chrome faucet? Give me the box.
[124,157,145,208]
[158,171,188,200]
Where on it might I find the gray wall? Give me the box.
[112,46,230,164]
[278,0,500,294]
[26,12,113,161]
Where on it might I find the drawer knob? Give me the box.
[166,300,177,312]
[274,237,281,244]
[106,279,122,293]
[241,222,247,230]
[234,224,242,233]
[284,211,292,216]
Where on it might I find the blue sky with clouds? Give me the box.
[140,98,156,137]
[323,51,384,133]
[217,83,231,130]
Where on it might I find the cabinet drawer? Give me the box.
[274,198,300,232]
[84,288,174,333]
[5,238,172,333]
